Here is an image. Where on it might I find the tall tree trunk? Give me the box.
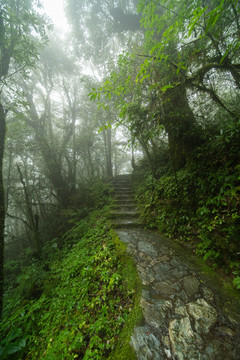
[5,142,12,213]
[35,132,69,206]
[17,165,42,255]
[72,125,77,189]
[0,103,6,318]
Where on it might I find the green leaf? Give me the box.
[188,6,207,37]
[7,345,21,355]
[233,276,240,289]
[160,84,174,92]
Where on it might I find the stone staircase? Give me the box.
[110,174,141,228]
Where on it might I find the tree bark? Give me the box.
[106,127,113,178]
[162,84,201,170]
[0,103,6,318]
[17,165,42,255]
[103,127,113,178]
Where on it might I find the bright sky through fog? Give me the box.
[41,0,69,35]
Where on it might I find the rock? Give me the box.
[130,326,163,360]
[140,271,155,285]
[142,288,151,301]
[151,259,160,266]
[169,317,194,340]
[130,326,153,360]
[227,314,240,325]
[175,305,188,316]
[205,339,236,360]
[169,317,201,360]
[116,228,240,359]
[166,268,186,282]
[162,335,170,347]
[158,246,170,255]
[137,264,145,273]
[170,258,182,267]
[158,255,170,263]
[183,275,200,297]
[164,349,172,358]
[217,326,235,337]
[151,350,163,360]
[140,299,172,328]
[178,290,189,303]
[139,252,152,262]
[153,281,176,297]
[202,287,214,301]
[138,241,158,258]
[187,298,218,333]
[152,263,172,276]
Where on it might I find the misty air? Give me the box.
[0,0,240,359]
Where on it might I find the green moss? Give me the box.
[108,231,143,360]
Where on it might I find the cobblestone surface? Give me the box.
[116,228,240,360]
[112,175,240,360]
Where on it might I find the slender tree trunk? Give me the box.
[17,165,42,255]
[106,127,113,178]
[131,136,135,170]
[103,128,113,178]
[0,103,6,318]
[72,125,77,189]
[5,142,12,213]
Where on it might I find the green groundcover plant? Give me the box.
[0,209,135,359]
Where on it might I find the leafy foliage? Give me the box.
[1,208,135,359]
[134,117,240,286]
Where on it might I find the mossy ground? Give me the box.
[0,209,143,360]
[108,230,143,360]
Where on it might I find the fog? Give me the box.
[0,1,240,356]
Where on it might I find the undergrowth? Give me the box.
[0,208,138,359]
[134,120,240,288]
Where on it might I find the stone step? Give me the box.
[109,210,139,219]
[112,176,131,180]
[115,194,135,200]
[112,179,131,186]
[111,219,142,228]
[114,188,133,193]
[112,182,131,189]
[111,174,141,228]
[115,200,136,206]
[111,204,137,211]
[112,176,131,182]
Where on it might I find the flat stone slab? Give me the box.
[183,275,200,297]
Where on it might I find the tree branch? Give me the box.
[6,213,30,229]
[192,83,235,117]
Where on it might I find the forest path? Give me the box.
[111,175,240,360]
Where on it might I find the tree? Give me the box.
[0,0,48,317]
[136,0,240,167]
[91,0,240,171]
[10,40,82,206]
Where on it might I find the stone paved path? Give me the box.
[111,175,240,360]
